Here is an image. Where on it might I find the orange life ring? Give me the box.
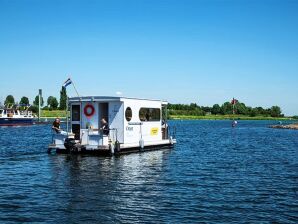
[84,104,95,117]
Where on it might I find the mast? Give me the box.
[66,96,69,134]
[38,89,42,122]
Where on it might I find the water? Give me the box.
[0,120,297,223]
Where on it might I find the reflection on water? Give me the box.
[0,121,297,223]
[45,150,171,223]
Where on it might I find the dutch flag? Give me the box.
[63,78,72,88]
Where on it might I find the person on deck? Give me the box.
[52,118,61,133]
[100,118,109,135]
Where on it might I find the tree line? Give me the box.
[1,92,285,118]
[1,87,67,113]
[168,101,284,117]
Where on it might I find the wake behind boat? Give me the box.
[0,105,34,126]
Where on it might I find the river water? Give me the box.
[0,120,297,223]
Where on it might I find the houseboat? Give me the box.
[0,105,34,126]
[49,96,176,155]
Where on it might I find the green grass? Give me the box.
[169,114,297,120]
[39,110,67,118]
[38,110,296,121]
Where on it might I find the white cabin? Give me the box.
[50,96,176,155]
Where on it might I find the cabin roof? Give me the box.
[69,96,168,105]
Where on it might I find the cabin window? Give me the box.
[139,108,160,122]
[0,110,2,114]
[125,107,132,121]
[72,105,81,121]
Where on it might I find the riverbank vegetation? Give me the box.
[40,110,67,118]
[168,102,288,118]
[1,93,297,120]
[2,87,67,114]
[169,115,295,120]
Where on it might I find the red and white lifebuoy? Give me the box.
[84,104,95,117]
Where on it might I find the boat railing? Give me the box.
[20,110,33,117]
[168,125,176,139]
[51,127,119,149]
[79,128,119,147]
[108,128,119,144]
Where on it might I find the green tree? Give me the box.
[255,107,265,115]
[221,102,233,115]
[33,95,44,107]
[270,106,282,117]
[30,106,38,113]
[50,97,58,110]
[201,106,212,113]
[248,107,257,117]
[211,104,221,115]
[4,95,15,106]
[59,87,67,110]
[20,96,29,105]
[47,96,54,106]
[189,103,198,110]
[236,102,248,115]
[47,96,58,109]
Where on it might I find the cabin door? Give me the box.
[71,104,81,140]
[98,103,109,126]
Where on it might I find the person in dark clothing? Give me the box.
[52,118,61,133]
[100,118,109,135]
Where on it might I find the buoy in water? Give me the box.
[232,120,238,127]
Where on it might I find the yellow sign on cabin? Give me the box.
[150,127,159,136]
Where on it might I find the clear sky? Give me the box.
[0,0,297,115]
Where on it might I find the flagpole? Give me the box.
[233,101,235,123]
[232,97,237,127]
[69,77,80,97]
[66,96,69,134]
[233,97,235,116]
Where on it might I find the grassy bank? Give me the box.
[39,110,296,121]
[40,110,67,118]
[169,114,296,120]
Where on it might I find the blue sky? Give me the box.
[0,0,297,115]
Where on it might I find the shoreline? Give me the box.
[36,111,297,121]
[269,123,298,130]
[37,117,297,121]
[169,115,297,121]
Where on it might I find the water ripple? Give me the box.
[0,120,297,223]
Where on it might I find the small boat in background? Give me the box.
[0,105,34,126]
